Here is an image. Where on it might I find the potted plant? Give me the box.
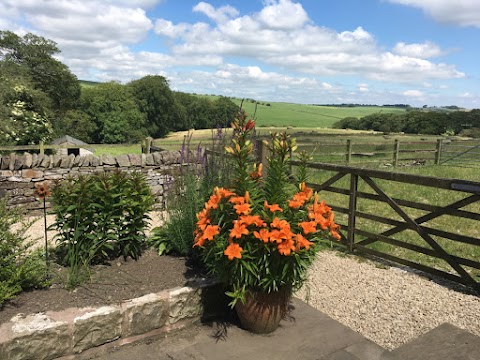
[194,112,341,333]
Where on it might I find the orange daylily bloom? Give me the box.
[277,238,295,256]
[224,242,243,260]
[206,193,222,209]
[269,229,285,243]
[230,221,249,239]
[234,202,251,215]
[300,182,313,200]
[271,217,290,230]
[215,187,235,198]
[203,225,220,241]
[239,215,266,227]
[229,196,245,205]
[295,233,314,251]
[264,201,283,213]
[299,221,317,235]
[253,228,271,243]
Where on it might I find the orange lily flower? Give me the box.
[229,196,245,205]
[277,238,295,256]
[239,215,266,227]
[234,202,251,215]
[253,228,271,243]
[250,163,263,179]
[216,187,235,198]
[271,217,290,230]
[224,242,243,260]
[206,194,222,209]
[230,221,249,239]
[264,201,283,213]
[295,233,314,251]
[299,221,317,235]
[300,182,313,200]
[203,225,220,241]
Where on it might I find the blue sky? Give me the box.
[1,0,479,107]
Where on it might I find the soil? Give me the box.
[0,249,204,325]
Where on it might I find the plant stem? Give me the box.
[43,197,48,268]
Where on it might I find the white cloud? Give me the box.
[193,2,239,23]
[153,1,463,83]
[393,41,443,58]
[358,84,369,92]
[257,0,309,30]
[388,0,480,27]
[403,90,424,97]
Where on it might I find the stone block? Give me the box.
[73,155,83,167]
[146,153,155,166]
[101,154,116,166]
[22,169,44,179]
[52,155,62,168]
[8,154,16,171]
[23,153,33,168]
[124,293,169,336]
[152,152,162,165]
[13,156,24,170]
[31,153,39,167]
[128,154,141,166]
[73,306,122,353]
[116,155,131,167]
[91,156,101,167]
[4,313,70,360]
[168,287,203,324]
[1,155,10,170]
[39,155,50,168]
[60,155,71,168]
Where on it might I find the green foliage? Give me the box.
[80,82,147,143]
[52,109,96,143]
[334,110,480,136]
[128,75,187,137]
[0,80,53,145]
[0,198,49,307]
[150,131,233,256]
[0,30,80,114]
[50,172,154,287]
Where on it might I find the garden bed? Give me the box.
[0,249,204,325]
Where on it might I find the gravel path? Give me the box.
[296,251,480,350]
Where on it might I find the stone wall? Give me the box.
[0,151,199,212]
[0,280,225,360]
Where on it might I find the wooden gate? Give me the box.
[291,162,480,292]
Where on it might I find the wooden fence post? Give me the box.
[39,140,44,155]
[346,139,352,164]
[393,139,400,167]
[435,139,443,165]
[347,174,358,252]
[256,139,269,177]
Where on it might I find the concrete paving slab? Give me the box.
[382,323,480,360]
[89,298,385,360]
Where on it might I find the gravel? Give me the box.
[295,250,480,350]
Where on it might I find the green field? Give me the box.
[196,95,406,128]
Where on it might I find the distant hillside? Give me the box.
[195,94,406,128]
[79,80,101,87]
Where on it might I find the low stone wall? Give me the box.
[0,151,199,212]
[0,280,224,360]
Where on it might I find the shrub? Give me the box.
[0,198,49,307]
[50,171,154,287]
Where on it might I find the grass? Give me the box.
[196,95,406,128]
[90,144,142,156]
[301,164,480,283]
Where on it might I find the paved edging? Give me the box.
[0,279,224,360]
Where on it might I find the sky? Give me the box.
[1,0,480,108]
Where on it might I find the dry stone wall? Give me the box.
[0,151,199,212]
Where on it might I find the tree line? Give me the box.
[0,30,239,145]
[333,110,480,137]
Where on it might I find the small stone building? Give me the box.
[51,135,94,156]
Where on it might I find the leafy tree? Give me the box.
[0,30,80,113]
[213,96,239,127]
[80,82,146,143]
[52,109,96,143]
[128,75,187,137]
[0,76,53,145]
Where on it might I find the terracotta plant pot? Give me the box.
[234,287,291,334]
